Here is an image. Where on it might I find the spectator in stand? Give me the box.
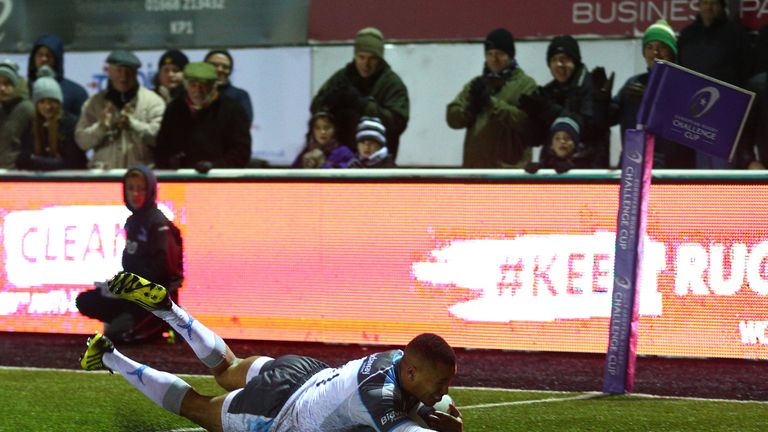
[204,49,253,123]
[678,0,751,169]
[738,65,768,170]
[76,165,184,343]
[593,20,695,169]
[348,116,396,168]
[0,60,34,168]
[525,115,590,174]
[446,28,537,168]
[754,25,768,77]
[16,67,86,170]
[311,27,409,158]
[75,50,165,169]
[292,111,354,168]
[518,35,608,168]
[155,62,250,171]
[153,49,189,104]
[27,34,88,119]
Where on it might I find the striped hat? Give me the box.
[356,116,387,147]
[642,19,678,59]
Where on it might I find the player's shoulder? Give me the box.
[357,349,404,399]
[356,350,413,431]
[358,350,402,377]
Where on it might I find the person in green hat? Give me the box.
[155,62,250,170]
[75,49,166,169]
[310,27,409,159]
[592,19,695,170]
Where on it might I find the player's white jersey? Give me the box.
[269,350,429,432]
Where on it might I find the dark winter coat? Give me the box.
[122,165,184,291]
[17,111,87,170]
[738,72,768,166]
[525,65,610,168]
[678,15,752,87]
[155,94,251,168]
[218,82,253,123]
[446,63,537,168]
[593,71,695,169]
[311,60,409,157]
[0,96,34,168]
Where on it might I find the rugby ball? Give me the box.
[433,394,454,413]
[408,395,455,428]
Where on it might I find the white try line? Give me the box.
[160,429,204,432]
[3,366,768,407]
[459,391,604,410]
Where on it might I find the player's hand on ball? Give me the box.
[427,403,463,432]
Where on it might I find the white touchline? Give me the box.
[3,367,767,409]
[459,392,604,410]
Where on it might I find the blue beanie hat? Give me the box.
[550,116,581,143]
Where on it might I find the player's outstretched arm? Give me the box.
[428,403,463,432]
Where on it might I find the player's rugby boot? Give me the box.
[108,271,170,311]
[79,333,114,372]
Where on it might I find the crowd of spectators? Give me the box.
[1,2,766,172]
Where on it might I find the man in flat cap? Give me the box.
[155,62,250,170]
[75,50,166,169]
[310,27,409,160]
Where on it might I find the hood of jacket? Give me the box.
[27,34,66,82]
[123,164,158,213]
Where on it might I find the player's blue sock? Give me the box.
[103,349,191,414]
[153,301,226,368]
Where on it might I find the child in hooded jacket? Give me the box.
[76,165,183,343]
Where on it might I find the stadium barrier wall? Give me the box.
[1,169,767,360]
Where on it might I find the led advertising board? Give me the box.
[1,181,767,359]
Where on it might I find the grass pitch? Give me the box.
[1,367,766,431]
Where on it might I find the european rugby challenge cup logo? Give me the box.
[688,86,720,118]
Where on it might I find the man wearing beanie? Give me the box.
[27,34,88,119]
[204,49,253,123]
[519,34,609,168]
[678,0,751,169]
[17,70,86,170]
[0,59,34,168]
[593,20,694,169]
[155,62,251,170]
[76,50,166,169]
[446,28,537,168]
[311,26,409,159]
[153,49,189,103]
